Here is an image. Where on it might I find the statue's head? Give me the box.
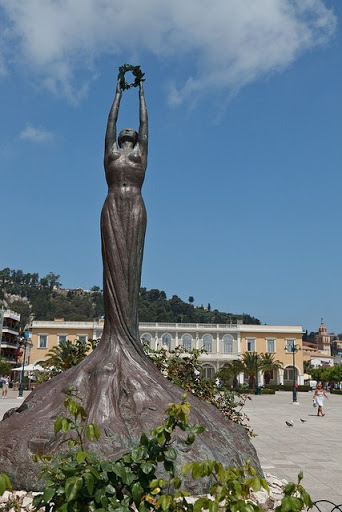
[118,128,138,147]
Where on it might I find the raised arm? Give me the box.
[105,79,122,152]
[138,81,148,154]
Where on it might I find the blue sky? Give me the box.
[1,0,341,334]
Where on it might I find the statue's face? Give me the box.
[118,128,137,146]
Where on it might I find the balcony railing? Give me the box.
[139,322,241,330]
[0,339,18,348]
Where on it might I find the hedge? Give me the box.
[234,388,276,395]
[265,384,310,392]
[330,389,342,395]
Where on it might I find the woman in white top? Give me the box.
[314,382,328,416]
[1,376,9,398]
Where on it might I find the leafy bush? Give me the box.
[31,387,312,512]
[265,385,310,392]
[147,346,254,435]
[235,388,276,395]
[330,388,342,395]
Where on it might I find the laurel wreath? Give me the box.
[118,64,145,90]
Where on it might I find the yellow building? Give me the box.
[30,319,304,386]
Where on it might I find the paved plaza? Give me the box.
[244,391,342,505]
[1,389,341,506]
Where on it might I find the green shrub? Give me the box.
[330,388,342,395]
[265,385,310,392]
[234,388,275,395]
[31,387,312,512]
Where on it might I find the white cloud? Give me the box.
[19,124,53,142]
[0,0,337,104]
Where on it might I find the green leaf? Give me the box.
[86,423,100,441]
[164,446,177,461]
[284,482,296,495]
[89,466,101,479]
[280,496,303,512]
[141,461,154,474]
[132,482,143,504]
[186,432,195,444]
[0,474,11,495]
[157,495,172,511]
[43,487,56,503]
[250,477,261,492]
[61,417,71,433]
[84,472,95,495]
[95,487,106,504]
[54,417,63,434]
[112,463,127,482]
[194,497,210,512]
[131,445,147,462]
[76,450,88,464]
[65,476,83,502]
[192,463,204,479]
[208,501,218,512]
[149,479,160,490]
[140,432,149,446]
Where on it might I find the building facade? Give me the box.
[0,309,21,367]
[30,319,305,386]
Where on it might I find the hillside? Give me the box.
[0,267,261,330]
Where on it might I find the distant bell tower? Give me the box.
[315,318,331,354]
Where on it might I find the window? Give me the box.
[78,335,87,344]
[161,333,171,350]
[38,335,47,349]
[285,339,295,352]
[284,366,296,380]
[266,339,275,353]
[201,365,215,380]
[223,334,234,354]
[203,334,212,353]
[182,334,192,352]
[246,338,256,352]
[58,335,67,345]
[141,333,152,347]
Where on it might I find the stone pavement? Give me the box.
[0,389,341,507]
[0,389,31,420]
[244,391,342,506]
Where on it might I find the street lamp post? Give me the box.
[18,339,28,398]
[290,342,300,404]
[254,352,261,395]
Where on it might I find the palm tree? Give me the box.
[241,352,259,389]
[42,340,89,372]
[216,359,245,388]
[259,353,283,385]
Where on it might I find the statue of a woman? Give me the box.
[0,71,261,491]
[101,78,148,354]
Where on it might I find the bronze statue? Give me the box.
[0,67,261,491]
[101,77,148,351]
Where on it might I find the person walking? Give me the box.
[314,382,328,416]
[1,376,10,398]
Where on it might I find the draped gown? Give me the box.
[101,141,146,356]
